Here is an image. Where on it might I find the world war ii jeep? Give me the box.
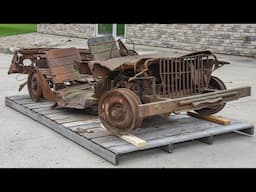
[8,35,251,135]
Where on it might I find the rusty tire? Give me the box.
[98,88,140,135]
[195,76,227,115]
[118,88,143,129]
[27,72,43,102]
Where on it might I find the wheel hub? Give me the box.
[110,104,126,120]
[98,88,143,135]
[195,76,227,115]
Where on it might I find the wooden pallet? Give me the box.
[5,95,254,165]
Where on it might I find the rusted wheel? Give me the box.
[195,76,227,115]
[98,88,142,135]
[118,88,143,129]
[27,72,43,102]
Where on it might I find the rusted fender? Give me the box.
[35,69,56,102]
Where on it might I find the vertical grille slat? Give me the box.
[162,59,166,95]
[179,58,182,96]
[186,59,189,94]
[197,57,202,92]
[171,58,174,98]
[182,59,184,94]
[182,59,185,95]
[159,54,207,98]
[167,58,170,97]
[201,56,204,90]
[175,59,178,97]
[190,59,193,95]
[192,57,197,93]
[166,59,168,95]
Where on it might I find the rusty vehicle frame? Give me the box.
[8,47,92,100]
[8,35,251,135]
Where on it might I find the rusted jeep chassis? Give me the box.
[8,36,251,135]
[8,47,92,98]
[93,51,250,134]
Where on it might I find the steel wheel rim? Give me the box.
[195,76,226,115]
[118,88,143,129]
[28,73,42,102]
[98,89,138,135]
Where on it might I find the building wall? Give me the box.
[37,24,256,57]
[37,24,95,38]
[126,24,256,57]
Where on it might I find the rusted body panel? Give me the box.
[44,48,97,109]
[7,35,251,135]
[7,47,93,104]
[8,47,91,75]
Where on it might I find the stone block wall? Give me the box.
[37,24,256,57]
[37,24,95,38]
[126,24,256,57]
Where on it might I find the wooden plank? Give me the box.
[18,98,47,103]
[30,105,53,111]
[92,135,120,144]
[62,119,100,128]
[5,96,118,165]
[98,139,131,149]
[79,128,111,139]
[69,124,101,132]
[88,36,116,47]
[45,111,97,121]
[44,113,87,120]
[203,116,231,125]
[32,107,53,113]
[6,95,31,100]
[55,116,98,124]
[12,97,33,102]
[47,48,80,59]
[50,64,75,72]
[109,122,253,154]
[44,114,71,120]
[187,111,231,125]
[88,36,120,60]
[47,55,81,67]
[23,102,52,109]
[38,68,51,76]
[92,51,120,60]
[119,134,147,148]
[48,66,77,77]
[57,84,86,92]
[40,109,70,115]
[15,99,35,105]
[26,104,53,109]
[92,116,208,148]
[52,71,80,83]
[5,95,254,165]
[98,121,217,149]
[89,42,118,52]
[136,122,215,141]
[131,115,199,136]
[41,108,87,116]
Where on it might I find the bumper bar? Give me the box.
[138,86,251,117]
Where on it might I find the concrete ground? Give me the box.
[0,33,256,168]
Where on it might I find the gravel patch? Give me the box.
[0,32,89,54]
[0,32,192,56]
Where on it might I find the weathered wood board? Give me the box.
[5,95,254,165]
